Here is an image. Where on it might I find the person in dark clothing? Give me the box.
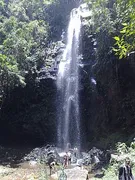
[105,150,111,163]
[49,161,56,175]
[119,158,134,180]
[48,157,55,175]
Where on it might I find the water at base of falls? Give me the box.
[57,7,81,151]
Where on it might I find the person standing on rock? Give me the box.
[63,152,69,168]
[48,156,56,175]
[49,161,56,175]
[118,158,134,180]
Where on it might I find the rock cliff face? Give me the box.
[80,23,135,148]
[0,78,57,146]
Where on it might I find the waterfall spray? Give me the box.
[57,7,81,150]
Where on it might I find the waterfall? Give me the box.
[57,8,81,150]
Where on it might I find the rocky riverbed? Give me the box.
[0,145,109,180]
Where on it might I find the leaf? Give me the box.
[112,48,119,52]
[114,36,120,41]
[122,23,127,26]
[120,29,126,33]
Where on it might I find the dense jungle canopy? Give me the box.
[0,0,135,106]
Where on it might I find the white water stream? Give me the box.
[57,7,81,150]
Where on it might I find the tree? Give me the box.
[0,0,55,107]
[85,0,135,59]
[113,0,135,58]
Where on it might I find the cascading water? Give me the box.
[57,8,81,150]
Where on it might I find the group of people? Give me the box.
[48,151,72,175]
[48,148,135,179]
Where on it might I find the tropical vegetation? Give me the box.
[85,0,135,59]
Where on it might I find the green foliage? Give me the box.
[113,0,135,58]
[38,165,49,180]
[91,141,135,180]
[85,0,135,59]
[84,0,117,61]
[0,0,56,105]
[116,142,128,154]
[85,0,115,33]
[130,142,135,149]
[0,53,26,110]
